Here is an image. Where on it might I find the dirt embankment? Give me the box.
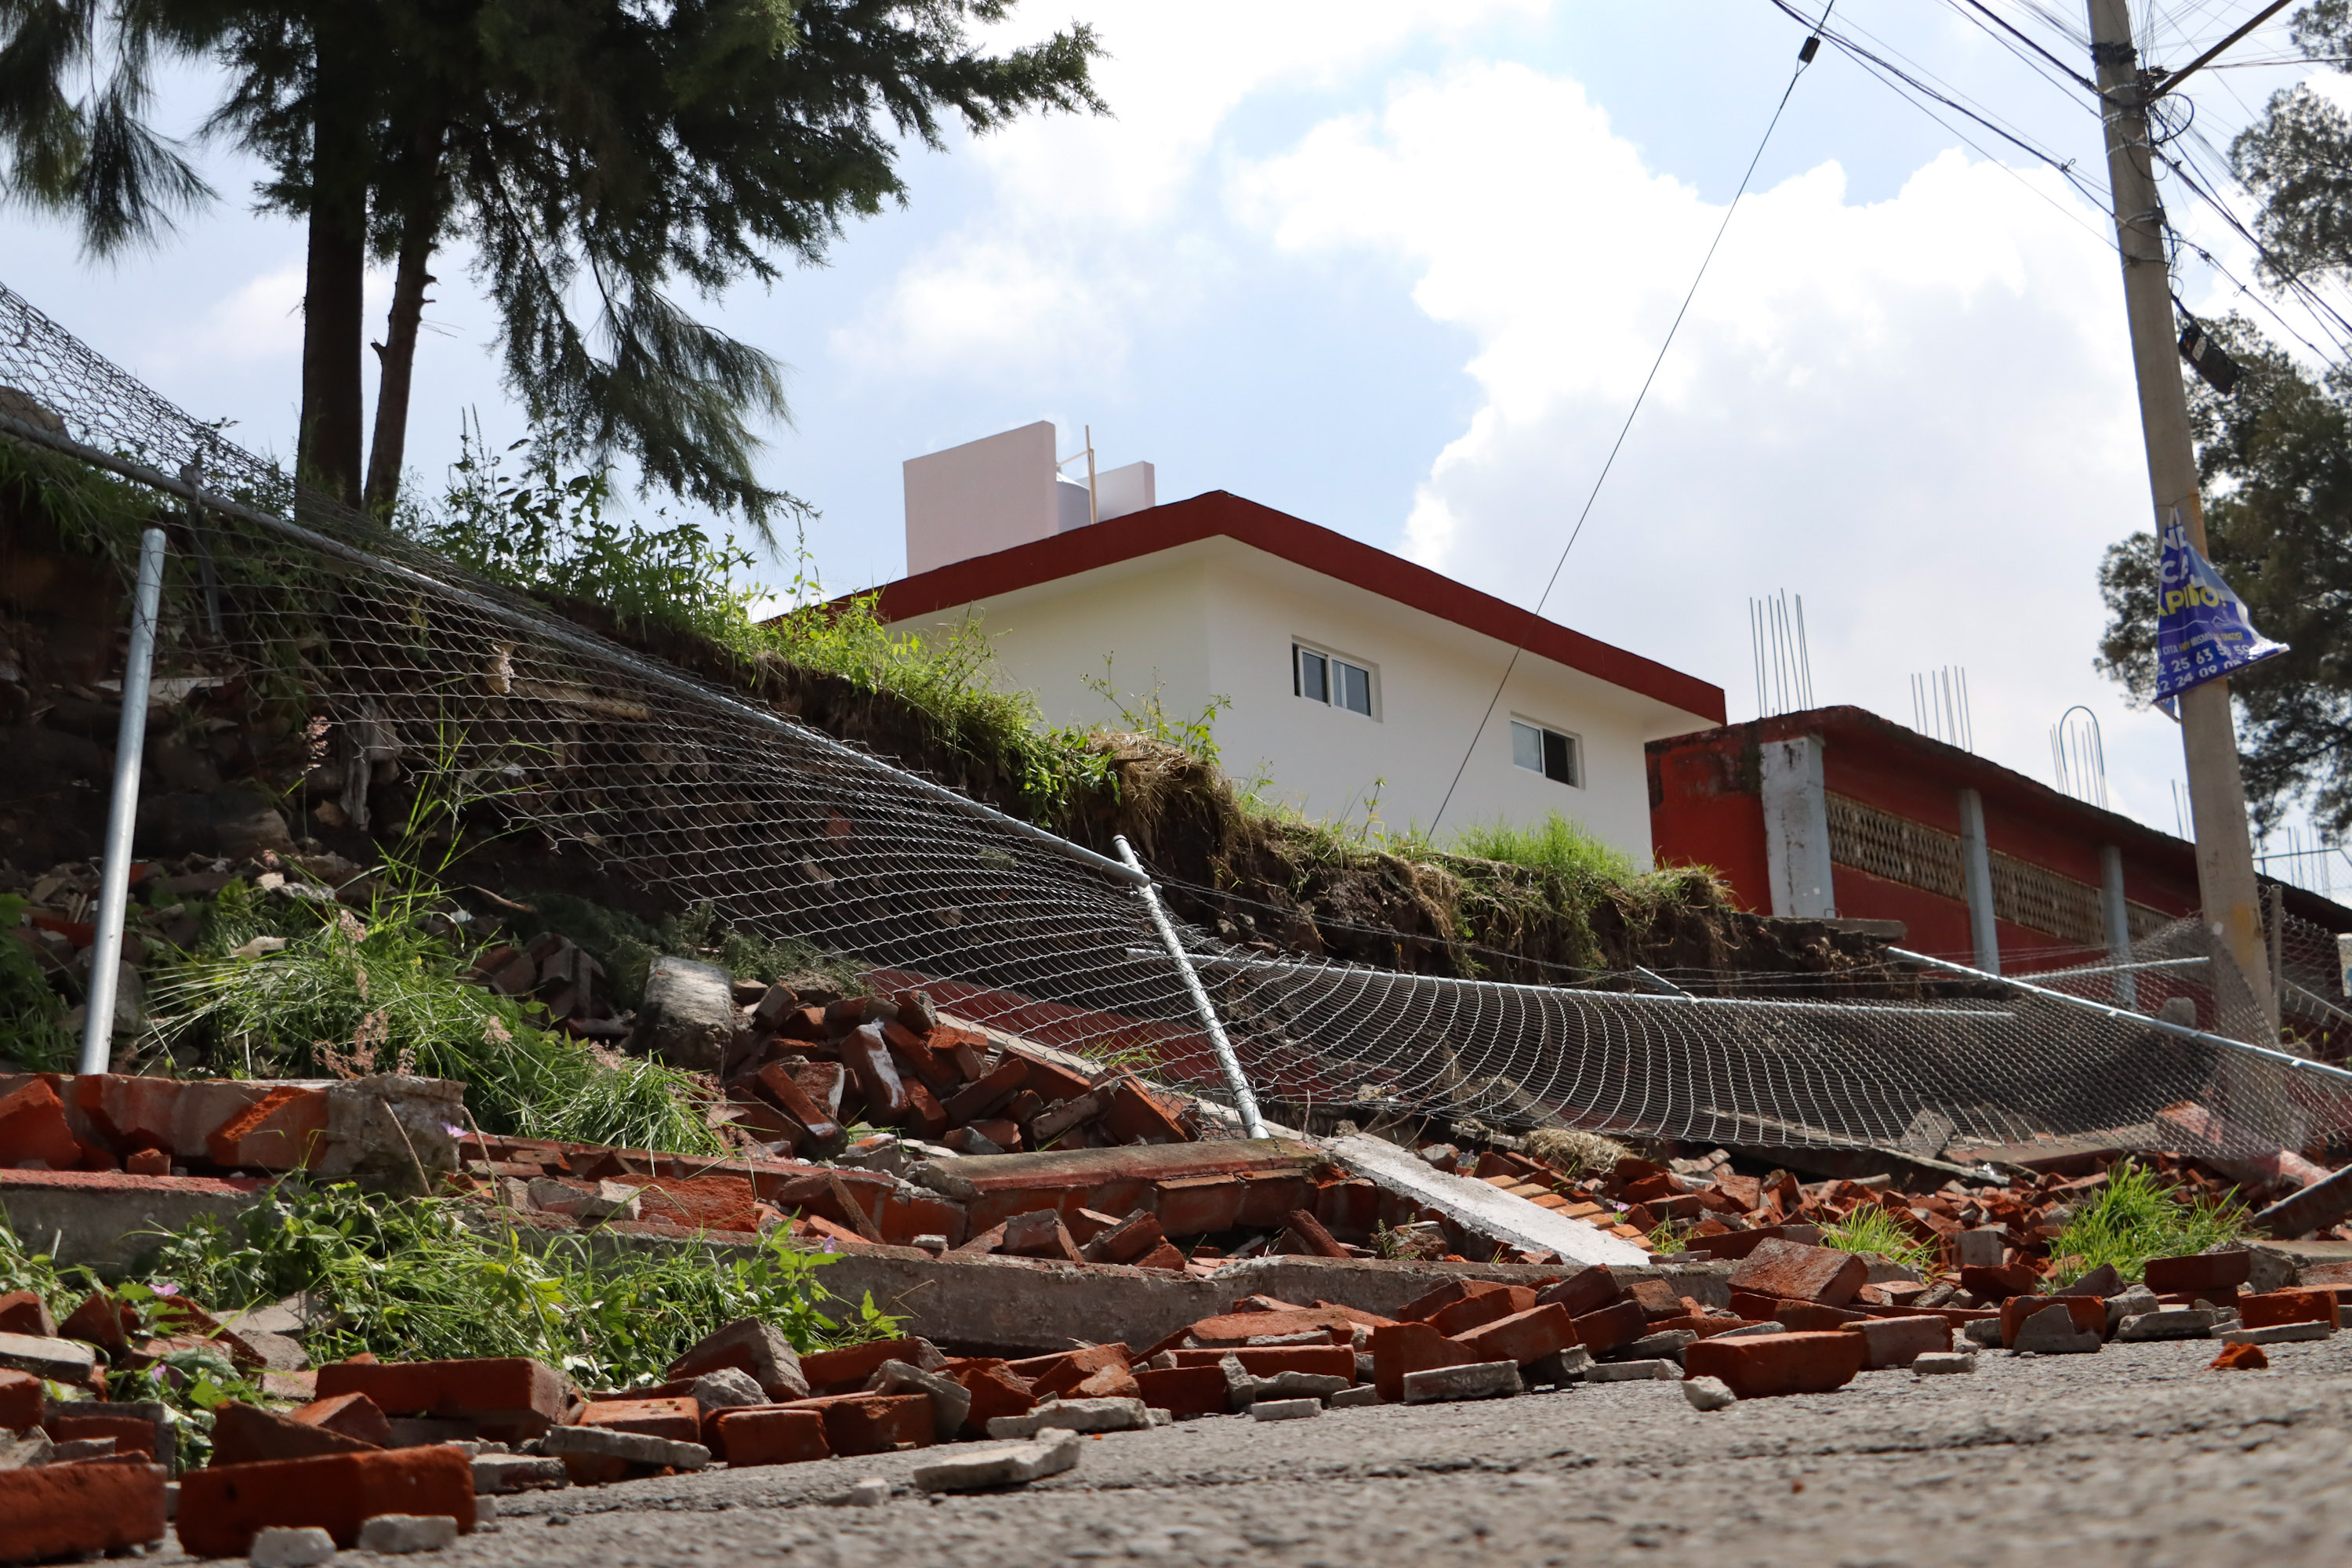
[0,486,1924,996]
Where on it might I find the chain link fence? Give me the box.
[5,277,2350,1166]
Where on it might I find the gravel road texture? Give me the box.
[162,1336,2352,1568]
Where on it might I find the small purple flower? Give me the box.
[443,1123,466,1139]
[151,1282,180,1297]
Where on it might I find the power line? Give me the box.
[1425,9,1838,836]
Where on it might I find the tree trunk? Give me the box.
[364,208,439,516]
[296,29,370,508]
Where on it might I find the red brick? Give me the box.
[124,1148,170,1175]
[2211,1340,2268,1370]
[0,1289,55,1338]
[1167,1346,1356,1377]
[1570,1298,1648,1354]
[1959,1261,2045,1300]
[0,1368,39,1432]
[1150,1174,1244,1236]
[609,1173,760,1232]
[1395,1277,1508,1324]
[1313,1178,1381,1239]
[712,1406,831,1466]
[943,1058,1028,1125]
[782,1392,933,1456]
[0,1078,85,1170]
[212,1402,380,1466]
[205,1086,330,1170]
[177,1445,474,1555]
[841,1025,910,1124]
[579,1396,700,1443]
[1682,1225,1795,1261]
[289,1392,392,1447]
[0,1458,166,1562]
[1626,1278,1685,1319]
[800,1338,928,1396]
[1011,1343,1135,1401]
[1371,1322,1474,1403]
[1838,1315,1952,1370]
[1102,1076,1190,1145]
[1133,1240,1189,1271]
[1186,1308,1359,1345]
[1682,1330,1864,1399]
[313,1357,570,1442]
[2144,1251,2252,1294]
[1454,1303,1574,1367]
[943,1359,1037,1436]
[1428,1286,1537,1338]
[1998,1295,2105,1347]
[2238,1289,2341,1330]
[1536,1266,1621,1317]
[1727,1240,1868,1306]
[57,1290,133,1353]
[1731,1290,1866,1330]
[46,1411,158,1458]
[1135,1364,1232,1417]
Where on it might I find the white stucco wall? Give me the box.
[888,537,1717,865]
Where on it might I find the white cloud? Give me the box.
[1230,60,2198,826]
[832,0,1543,383]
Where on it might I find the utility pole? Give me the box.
[2085,0,2278,1033]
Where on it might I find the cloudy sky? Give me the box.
[8,1,2343,862]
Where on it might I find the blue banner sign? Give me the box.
[2154,509,2286,701]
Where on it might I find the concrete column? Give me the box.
[1957,787,1998,974]
[1761,736,1835,918]
[2100,843,2137,1008]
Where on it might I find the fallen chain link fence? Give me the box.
[5,276,2351,1166]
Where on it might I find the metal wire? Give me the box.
[4,276,2349,1163]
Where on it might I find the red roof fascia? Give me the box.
[851,490,1726,724]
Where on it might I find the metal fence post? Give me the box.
[79,526,168,1076]
[1114,835,1266,1138]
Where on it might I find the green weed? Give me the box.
[0,894,74,1072]
[2050,1161,2251,1285]
[1820,1204,1937,1273]
[143,1183,892,1390]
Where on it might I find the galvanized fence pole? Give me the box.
[80,526,169,1075]
[1115,835,1266,1138]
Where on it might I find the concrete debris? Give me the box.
[1912,1351,1977,1375]
[1402,1361,1522,1403]
[250,1525,338,1568]
[1682,1375,1737,1410]
[986,1397,1152,1437]
[1248,1396,1321,1421]
[470,1454,570,1495]
[2214,1320,2332,1345]
[2011,1304,2102,1356]
[911,1428,1084,1491]
[2115,1308,2217,1341]
[845,1477,891,1507]
[354,1514,459,1554]
[1586,1359,1679,1383]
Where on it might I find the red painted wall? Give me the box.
[1648,708,2212,962]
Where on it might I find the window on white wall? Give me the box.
[1294,644,1374,717]
[1511,719,1581,786]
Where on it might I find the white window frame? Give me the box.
[1293,641,1378,720]
[1509,716,1582,788]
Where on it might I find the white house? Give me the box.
[861,424,1725,863]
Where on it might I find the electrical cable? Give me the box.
[1425,7,1835,836]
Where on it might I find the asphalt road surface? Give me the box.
[166,1337,2352,1568]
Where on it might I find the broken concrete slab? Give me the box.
[985,1398,1150,1437]
[1326,1134,1649,1267]
[909,1428,1082,1491]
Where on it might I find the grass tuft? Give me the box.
[1452,811,1640,882]
[2049,1160,2251,1285]
[1820,1204,1937,1274]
